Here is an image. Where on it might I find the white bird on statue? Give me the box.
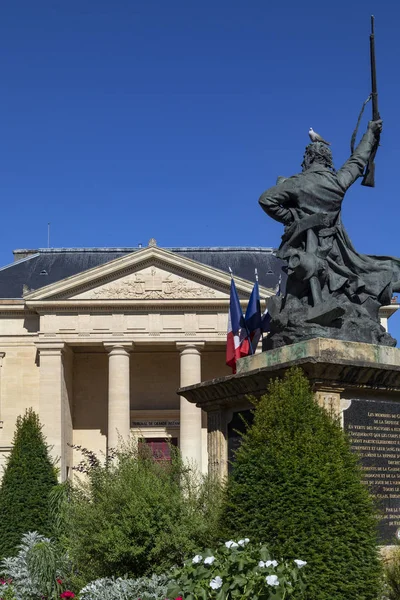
[309,127,331,145]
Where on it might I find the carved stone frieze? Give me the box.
[72,267,223,300]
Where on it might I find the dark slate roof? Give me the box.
[0,247,286,299]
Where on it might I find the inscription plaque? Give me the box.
[343,399,400,543]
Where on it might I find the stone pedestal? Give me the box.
[179,338,400,543]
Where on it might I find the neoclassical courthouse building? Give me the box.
[0,240,397,479]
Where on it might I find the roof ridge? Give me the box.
[13,246,275,253]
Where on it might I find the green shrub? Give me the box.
[167,537,307,600]
[0,409,58,558]
[48,481,71,544]
[222,367,382,600]
[63,441,223,585]
[382,548,400,600]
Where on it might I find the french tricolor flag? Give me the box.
[226,278,246,374]
[241,280,261,357]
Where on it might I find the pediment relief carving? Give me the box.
[69,266,228,300]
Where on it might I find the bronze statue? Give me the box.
[259,120,400,349]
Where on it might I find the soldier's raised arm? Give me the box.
[337,120,382,191]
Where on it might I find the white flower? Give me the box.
[266,575,279,586]
[294,559,307,568]
[238,537,250,546]
[225,540,239,549]
[258,560,266,568]
[192,554,202,564]
[204,556,216,565]
[210,576,223,590]
[265,560,278,568]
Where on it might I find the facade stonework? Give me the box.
[0,246,273,476]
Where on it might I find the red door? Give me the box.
[141,437,178,461]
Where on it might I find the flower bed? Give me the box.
[167,538,307,600]
[0,533,306,600]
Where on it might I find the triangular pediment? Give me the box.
[23,247,273,303]
[70,265,226,300]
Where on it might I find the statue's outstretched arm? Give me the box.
[258,180,295,225]
[337,121,382,190]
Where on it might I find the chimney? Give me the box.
[13,249,40,262]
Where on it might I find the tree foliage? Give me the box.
[0,409,58,558]
[63,442,223,585]
[222,368,382,600]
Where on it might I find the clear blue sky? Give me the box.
[2,0,400,339]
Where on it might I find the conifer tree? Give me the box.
[222,368,382,600]
[0,409,58,557]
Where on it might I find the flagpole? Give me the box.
[243,271,254,355]
[256,268,265,347]
[254,268,261,352]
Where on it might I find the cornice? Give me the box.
[35,333,227,346]
[0,306,36,315]
[25,299,241,312]
[380,304,399,318]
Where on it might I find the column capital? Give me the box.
[35,342,66,356]
[176,342,205,354]
[104,342,134,355]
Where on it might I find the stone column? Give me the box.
[36,343,72,481]
[0,352,5,427]
[177,343,204,469]
[380,315,389,332]
[104,343,133,450]
[208,409,228,480]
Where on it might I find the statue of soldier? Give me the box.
[259,120,400,349]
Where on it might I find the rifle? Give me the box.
[362,15,380,187]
